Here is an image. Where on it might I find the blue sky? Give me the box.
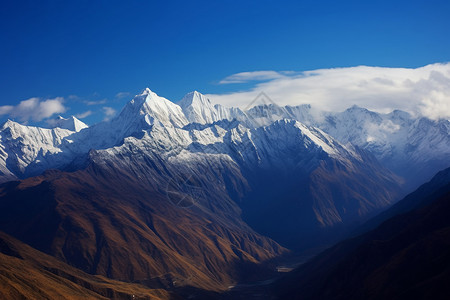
[1,0,450,126]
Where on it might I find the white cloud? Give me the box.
[102,106,116,121]
[68,95,80,100]
[0,105,14,116]
[0,97,66,122]
[75,110,93,119]
[84,99,107,106]
[115,92,130,99]
[219,71,292,84]
[207,63,450,120]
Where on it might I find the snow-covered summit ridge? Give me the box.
[178,91,218,124]
[0,119,76,180]
[49,116,88,132]
[178,90,247,125]
[96,88,450,190]
[0,88,448,192]
[0,89,354,180]
[120,88,188,128]
[179,91,210,107]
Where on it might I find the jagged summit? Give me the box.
[343,104,374,114]
[141,87,152,95]
[388,109,412,120]
[178,91,221,124]
[118,88,188,128]
[50,115,88,132]
[1,119,17,130]
[127,88,162,107]
[179,91,211,106]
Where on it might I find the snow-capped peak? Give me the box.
[116,88,188,129]
[177,91,248,125]
[0,87,447,195]
[49,116,88,132]
[178,91,220,124]
[141,87,152,95]
[179,91,211,107]
[1,119,17,130]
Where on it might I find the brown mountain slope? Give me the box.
[0,162,286,292]
[0,231,173,300]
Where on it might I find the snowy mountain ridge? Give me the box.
[49,115,88,132]
[0,88,448,191]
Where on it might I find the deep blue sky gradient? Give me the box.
[1,0,450,125]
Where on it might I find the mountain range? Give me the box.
[1,89,448,190]
[0,88,449,297]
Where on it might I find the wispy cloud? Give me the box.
[75,110,93,119]
[207,63,450,120]
[0,97,66,122]
[102,106,116,121]
[219,71,292,84]
[115,92,130,99]
[84,99,107,106]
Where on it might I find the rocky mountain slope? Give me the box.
[244,103,450,191]
[0,163,286,292]
[0,90,409,250]
[0,231,173,299]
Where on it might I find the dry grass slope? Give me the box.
[0,231,174,300]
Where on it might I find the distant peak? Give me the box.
[345,105,372,114]
[129,88,163,107]
[179,91,211,108]
[1,119,20,129]
[177,91,222,124]
[141,87,153,95]
[191,90,205,99]
[49,115,88,132]
[4,119,16,125]
[348,104,363,110]
[130,88,156,103]
[118,88,188,129]
[389,109,411,119]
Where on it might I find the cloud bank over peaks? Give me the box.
[207,63,450,120]
[0,97,66,123]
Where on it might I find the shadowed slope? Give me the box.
[272,167,450,300]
